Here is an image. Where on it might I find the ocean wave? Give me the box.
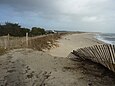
[95,34,114,44]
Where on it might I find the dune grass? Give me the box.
[0,33,67,52]
[0,47,6,55]
[28,33,66,51]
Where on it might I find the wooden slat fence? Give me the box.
[71,44,115,72]
[0,33,31,49]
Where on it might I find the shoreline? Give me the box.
[95,33,114,44]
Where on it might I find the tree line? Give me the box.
[0,22,54,37]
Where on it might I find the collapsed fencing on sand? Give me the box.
[69,44,115,72]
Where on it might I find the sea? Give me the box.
[96,33,115,45]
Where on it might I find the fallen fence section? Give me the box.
[69,44,115,72]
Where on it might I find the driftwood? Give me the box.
[71,44,115,72]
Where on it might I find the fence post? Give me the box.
[7,34,10,50]
[4,38,7,49]
[26,33,28,48]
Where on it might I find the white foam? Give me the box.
[95,34,113,44]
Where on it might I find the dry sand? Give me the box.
[0,33,115,86]
[47,33,103,57]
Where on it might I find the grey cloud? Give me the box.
[0,0,115,32]
[0,0,58,13]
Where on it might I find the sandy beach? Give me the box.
[0,33,115,86]
[47,33,103,57]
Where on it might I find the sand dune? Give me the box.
[0,33,115,86]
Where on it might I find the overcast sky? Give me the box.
[0,0,115,32]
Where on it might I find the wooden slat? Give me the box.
[101,45,111,69]
[97,45,107,67]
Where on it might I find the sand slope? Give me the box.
[0,48,115,86]
[0,49,85,86]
